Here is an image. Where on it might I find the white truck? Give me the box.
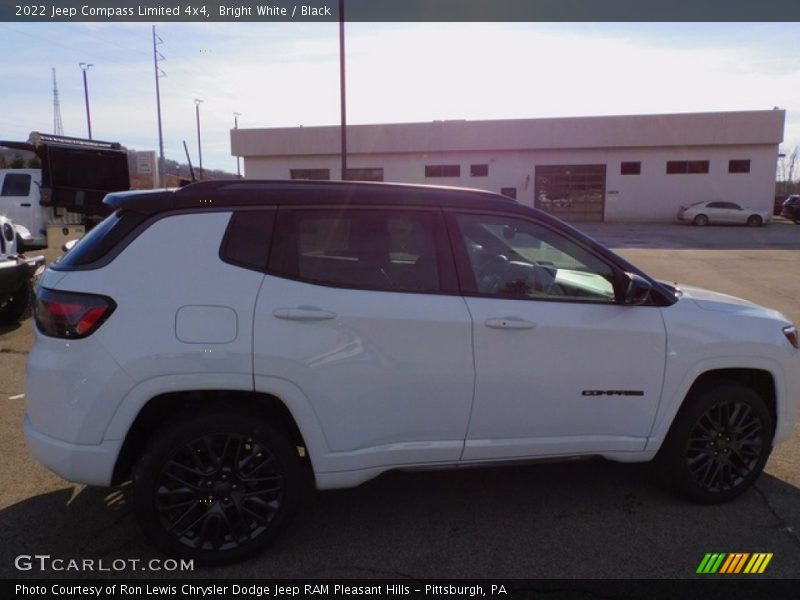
[0,132,130,249]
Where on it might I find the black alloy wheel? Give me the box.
[134,413,304,564]
[685,399,765,494]
[660,383,773,503]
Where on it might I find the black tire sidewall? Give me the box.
[0,281,31,325]
[661,384,773,504]
[693,215,708,226]
[133,412,304,565]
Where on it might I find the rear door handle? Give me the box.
[273,307,337,321]
[485,317,537,330]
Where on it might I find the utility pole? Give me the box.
[233,112,242,178]
[153,26,166,187]
[339,0,347,179]
[194,98,204,180]
[79,62,93,139]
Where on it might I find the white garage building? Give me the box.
[230,109,785,222]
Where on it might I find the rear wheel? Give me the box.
[746,215,763,227]
[659,384,773,503]
[692,214,709,226]
[133,412,305,564]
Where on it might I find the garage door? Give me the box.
[534,164,606,222]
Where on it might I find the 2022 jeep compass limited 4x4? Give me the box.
[25,180,799,564]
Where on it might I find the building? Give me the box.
[230,109,785,222]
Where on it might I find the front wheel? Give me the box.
[133,412,305,565]
[659,384,773,503]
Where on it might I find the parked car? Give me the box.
[677,201,771,226]
[25,180,799,564]
[0,215,44,325]
[780,195,800,223]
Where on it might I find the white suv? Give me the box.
[25,180,800,564]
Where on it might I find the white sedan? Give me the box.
[677,201,771,226]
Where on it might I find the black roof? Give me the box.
[104,179,521,215]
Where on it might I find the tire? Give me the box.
[692,214,709,226]
[659,383,773,504]
[746,215,763,227]
[0,281,31,326]
[133,411,305,565]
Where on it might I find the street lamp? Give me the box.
[79,62,93,139]
[194,98,203,180]
[233,112,241,178]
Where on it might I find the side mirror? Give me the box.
[62,239,78,253]
[623,272,652,306]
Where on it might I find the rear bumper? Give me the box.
[24,415,120,486]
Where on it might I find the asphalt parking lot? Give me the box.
[0,220,798,580]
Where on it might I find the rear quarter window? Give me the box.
[220,209,275,271]
[53,210,145,269]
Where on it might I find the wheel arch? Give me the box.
[662,367,777,449]
[112,389,311,485]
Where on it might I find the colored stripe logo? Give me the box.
[696,553,773,574]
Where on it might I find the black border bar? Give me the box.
[6,579,800,600]
[3,0,800,22]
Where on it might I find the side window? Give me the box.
[1,173,32,196]
[454,213,616,302]
[270,209,442,293]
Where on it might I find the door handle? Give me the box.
[20,203,31,207]
[273,307,337,321]
[485,317,537,330]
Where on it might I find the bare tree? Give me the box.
[777,145,800,195]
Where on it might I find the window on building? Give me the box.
[269,209,442,293]
[1,173,32,196]
[688,160,710,174]
[728,160,750,174]
[470,164,489,177]
[666,160,709,174]
[620,162,641,175]
[425,164,460,178]
[501,187,517,199]
[290,168,330,180]
[342,168,384,182]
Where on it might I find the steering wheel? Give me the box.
[475,254,510,293]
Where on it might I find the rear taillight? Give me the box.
[34,288,116,339]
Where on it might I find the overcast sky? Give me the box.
[1,22,798,173]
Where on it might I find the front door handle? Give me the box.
[273,306,337,321]
[485,317,537,330]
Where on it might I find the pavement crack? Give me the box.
[754,484,800,551]
[0,347,28,355]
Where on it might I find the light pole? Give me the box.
[79,62,93,139]
[194,98,203,180]
[233,112,241,178]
